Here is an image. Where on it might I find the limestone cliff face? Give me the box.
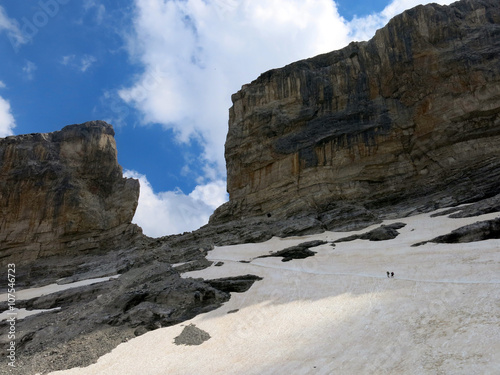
[213,0,500,223]
[0,121,141,265]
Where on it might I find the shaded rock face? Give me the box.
[0,121,140,266]
[213,0,500,223]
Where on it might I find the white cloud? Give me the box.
[83,0,106,24]
[188,180,228,209]
[61,54,97,72]
[119,0,352,179]
[0,5,27,50]
[0,6,15,31]
[61,54,76,65]
[22,60,37,81]
[119,0,456,236]
[119,0,455,179]
[383,0,453,17]
[0,95,16,138]
[0,81,5,89]
[124,170,228,237]
[348,0,455,41]
[80,55,97,72]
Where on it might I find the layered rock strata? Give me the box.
[213,0,500,224]
[0,121,141,268]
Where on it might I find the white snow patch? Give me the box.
[0,307,61,321]
[0,275,120,302]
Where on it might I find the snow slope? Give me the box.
[50,208,500,374]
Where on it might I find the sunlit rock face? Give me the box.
[213,0,500,223]
[0,121,141,266]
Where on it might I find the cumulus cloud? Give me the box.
[120,0,455,177]
[119,0,352,177]
[119,0,455,236]
[124,170,228,237]
[0,95,16,138]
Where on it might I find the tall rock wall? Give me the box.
[213,0,500,223]
[0,121,141,266]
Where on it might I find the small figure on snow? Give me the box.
[391,272,394,278]
[387,271,390,278]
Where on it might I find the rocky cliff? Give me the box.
[0,121,141,268]
[212,0,500,225]
[2,2,500,374]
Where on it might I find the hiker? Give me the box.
[391,272,394,278]
[387,271,390,278]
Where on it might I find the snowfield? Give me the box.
[51,208,500,374]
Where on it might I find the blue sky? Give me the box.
[0,0,454,237]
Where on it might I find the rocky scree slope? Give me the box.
[212,0,500,226]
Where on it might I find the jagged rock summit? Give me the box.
[212,0,500,225]
[0,121,141,268]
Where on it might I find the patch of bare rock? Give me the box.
[173,324,211,346]
[256,240,327,262]
[335,223,407,243]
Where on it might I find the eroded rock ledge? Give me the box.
[212,0,500,225]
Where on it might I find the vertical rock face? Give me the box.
[213,0,500,223]
[0,121,140,265]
